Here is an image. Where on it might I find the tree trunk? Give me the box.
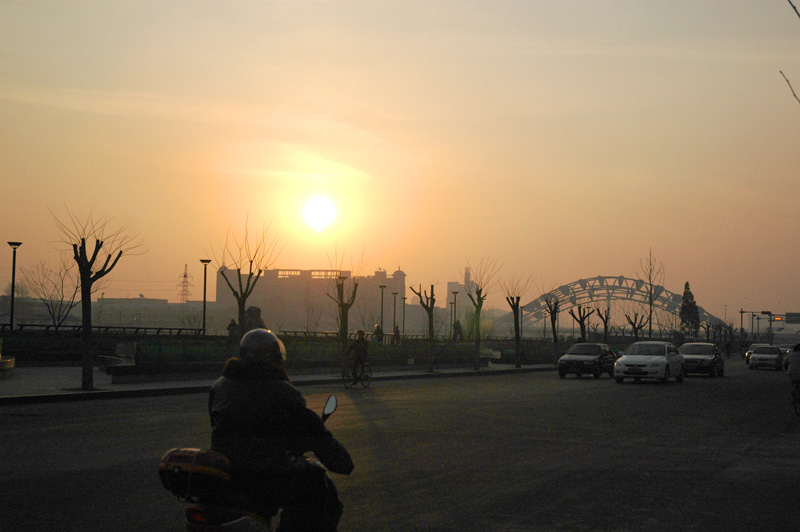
[80,275,93,391]
[512,305,521,368]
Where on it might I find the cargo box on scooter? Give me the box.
[159,448,232,502]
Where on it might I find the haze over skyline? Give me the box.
[2,1,800,324]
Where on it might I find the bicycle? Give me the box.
[792,380,800,416]
[342,362,372,389]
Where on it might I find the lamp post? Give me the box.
[200,259,211,335]
[378,285,386,334]
[7,242,21,331]
[452,291,459,331]
[391,291,398,335]
[401,296,407,336]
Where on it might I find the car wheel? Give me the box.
[662,365,670,383]
[676,366,684,383]
[615,377,624,383]
[608,369,614,378]
[749,364,755,370]
[708,367,716,378]
[719,366,725,377]
[558,369,566,379]
[593,370,601,379]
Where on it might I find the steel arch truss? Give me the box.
[510,275,723,328]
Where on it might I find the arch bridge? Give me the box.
[499,275,723,330]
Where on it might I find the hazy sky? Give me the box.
[2,1,800,324]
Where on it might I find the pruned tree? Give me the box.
[22,254,81,329]
[638,248,665,339]
[568,305,596,342]
[679,281,700,338]
[595,306,611,344]
[52,208,143,391]
[212,217,283,338]
[410,284,437,372]
[543,295,561,362]
[624,310,650,342]
[462,257,502,370]
[500,272,533,368]
[324,249,364,351]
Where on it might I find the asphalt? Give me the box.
[0,362,556,406]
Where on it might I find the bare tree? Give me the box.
[325,250,364,351]
[462,257,502,369]
[638,248,665,339]
[52,208,143,390]
[410,284,437,372]
[568,305,596,342]
[543,295,561,362]
[595,306,611,344]
[212,217,283,338]
[624,310,650,342]
[22,254,81,329]
[500,272,533,368]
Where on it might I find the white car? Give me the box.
[749,345,784,371]
[614,341,685,383]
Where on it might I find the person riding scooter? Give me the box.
[208,328,354,531]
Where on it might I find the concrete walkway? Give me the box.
[0,363,556,406]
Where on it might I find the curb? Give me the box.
[0,366,554,406]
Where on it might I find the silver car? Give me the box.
[749,345,784,371]
[614,341,685,383]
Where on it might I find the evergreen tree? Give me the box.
[679,282,700,337]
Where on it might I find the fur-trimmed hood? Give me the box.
[220,357,291,382]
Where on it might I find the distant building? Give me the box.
[214,267,407,334]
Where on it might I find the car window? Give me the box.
[753,347,777,354]
[565,344,602,355]
[625,344,665,356]
[679,344,714,355]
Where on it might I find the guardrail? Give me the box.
[0,324,203,335]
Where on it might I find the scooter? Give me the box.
[159,395,339,532]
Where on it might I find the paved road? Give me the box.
[1,358,798,532]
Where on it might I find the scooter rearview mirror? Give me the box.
[322,395,337,422]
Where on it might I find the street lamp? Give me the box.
[391,292,398,334]
[452,291,459,331]
[200,259,212,335]
[401,296,407,336]
[378,285,387,334]
[7,242,21,331]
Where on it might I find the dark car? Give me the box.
[558,343,617,379]
[679,342,724,377]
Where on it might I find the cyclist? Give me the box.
[345,329,370,385]
[783,343,800,396]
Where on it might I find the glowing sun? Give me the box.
[302,195,337,233]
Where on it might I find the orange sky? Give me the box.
[2,1,800,325]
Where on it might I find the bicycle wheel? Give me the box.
[360,364,372,388]
[342,366,354,389]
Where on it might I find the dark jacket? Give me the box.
[209,358,354,475]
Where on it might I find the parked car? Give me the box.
[614,341,684,383]
[679,342,724,377]
[743,343,770,365]
[557,343,617,379]
[749,345,784,371]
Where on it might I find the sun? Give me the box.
[302,195,337,233]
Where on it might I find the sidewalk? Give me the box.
[0,363,556,406]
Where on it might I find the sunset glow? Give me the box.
[1,2,800,318]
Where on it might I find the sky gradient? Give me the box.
[2,1,800,325]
